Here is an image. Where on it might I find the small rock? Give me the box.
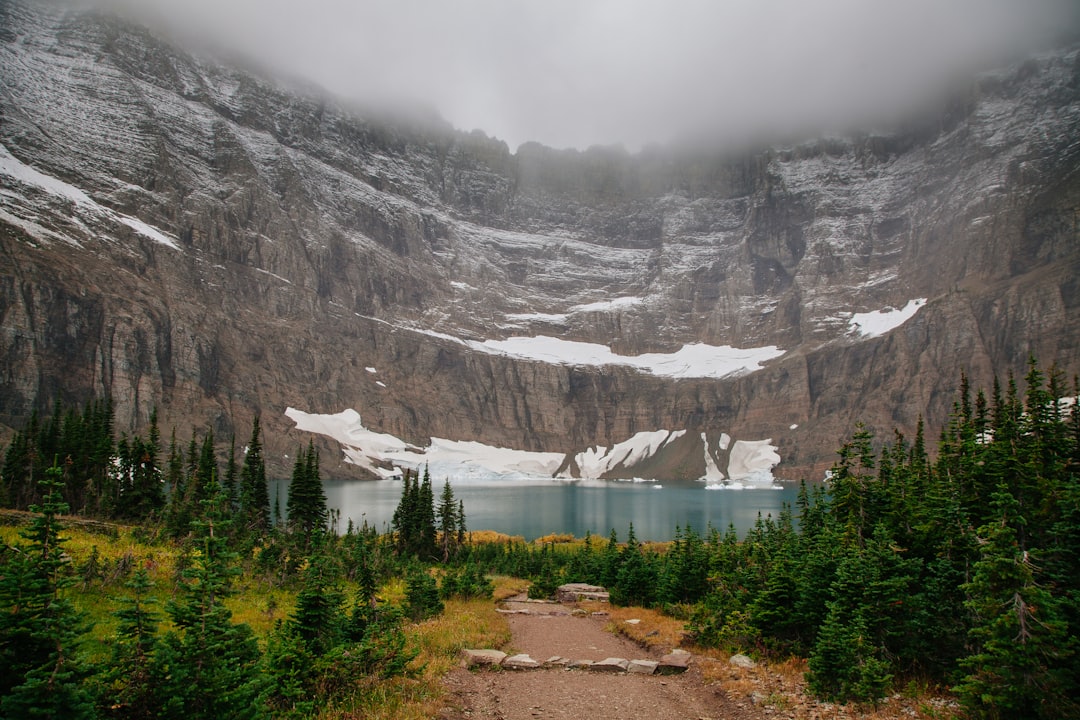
[590,611,609,617]
[544,656,569,667]
[461,649,507,667]
[729,653,757,669]
[670,648,691,656]
[591,657,630,673]
[503,653,541,670]
[628,659,658,675]
[624,618,641,625]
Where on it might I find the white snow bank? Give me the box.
[574,430,685,477]
[287,407,785,488]
[727,439,782,484]
[848,298,926,338]
[0,145,92,206]
[0,144,180,250]
[285,407,562,480]
[571,296,644,313]
[471,336,783,380]
[700,432,725,483]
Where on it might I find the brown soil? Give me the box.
[438,596,761,720]
[439,595,959,720]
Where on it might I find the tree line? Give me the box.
[2,358,1077,719]
[0,436,485,718]
[454,360,1080,719]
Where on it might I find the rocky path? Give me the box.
[439,595,762,720]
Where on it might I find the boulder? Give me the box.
[461,649,506,668]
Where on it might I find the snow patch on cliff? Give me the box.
[701,432,726,483]
[574,430,685,477]
[287,407,784,486]
[471,336,784,380]
[848,298,926,338]
[0,143,180,249]
[727,439,782,486]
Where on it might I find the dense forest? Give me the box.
[1,359,1077,719]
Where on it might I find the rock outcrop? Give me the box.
[1,0,1078,480]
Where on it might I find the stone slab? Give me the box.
[503,653,542,670]
[628,659,658,675]
[461,649,507,667]
[591,657,630,673]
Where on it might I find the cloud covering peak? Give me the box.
[96,0,1078,151]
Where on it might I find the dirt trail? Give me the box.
[439,596,761,720]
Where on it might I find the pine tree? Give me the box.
[0,464,95,719]
[437,479,459,561]
[223,433,239,511]
[239,416,270,533]
[151,488,267,719]
[955,484,1076,720]
[97,568,160,719]
[286,441,328,546]
[418,466,437,559]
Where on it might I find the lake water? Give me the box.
[273,476,805,541]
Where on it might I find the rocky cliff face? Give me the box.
[1,1,1078,480]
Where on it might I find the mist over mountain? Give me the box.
[1,0,1078,482]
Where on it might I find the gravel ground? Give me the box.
[439,596,762,720]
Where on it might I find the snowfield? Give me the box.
[286,407,783,486]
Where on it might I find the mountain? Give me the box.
[1,1,1078,483]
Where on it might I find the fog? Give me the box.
[98,0,1078,151]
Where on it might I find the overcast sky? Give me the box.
[105,0,1077,152]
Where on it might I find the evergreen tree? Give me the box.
[404,565,444,621]
[0,464,95,719]
[437,479,460,561]
[97,568,160,719]
[223,433,239,511]
[286,441,328,546]
[151,488,266,719]
[239,416,270,533]
[955,484,1076,720]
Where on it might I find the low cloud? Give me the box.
[100,0,1078,151]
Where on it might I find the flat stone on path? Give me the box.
[503,653,542,670]
[628,659,658,675]
[656,652,690,675]
[591,657,630,673]
[461,649,506,667]
[556,583,610,603]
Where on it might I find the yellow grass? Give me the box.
[532,532,577,544]
[603,604,689,652]
[323,594,513,719]
[464,529,524,544]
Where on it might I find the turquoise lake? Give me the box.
[275,477,806,541]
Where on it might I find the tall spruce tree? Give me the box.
[286,441,328,545]
[239,416,270,533]
[955,484,1076,719]
[437,479,459,561]
[0,464,95,719]
[151,488,266,719]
